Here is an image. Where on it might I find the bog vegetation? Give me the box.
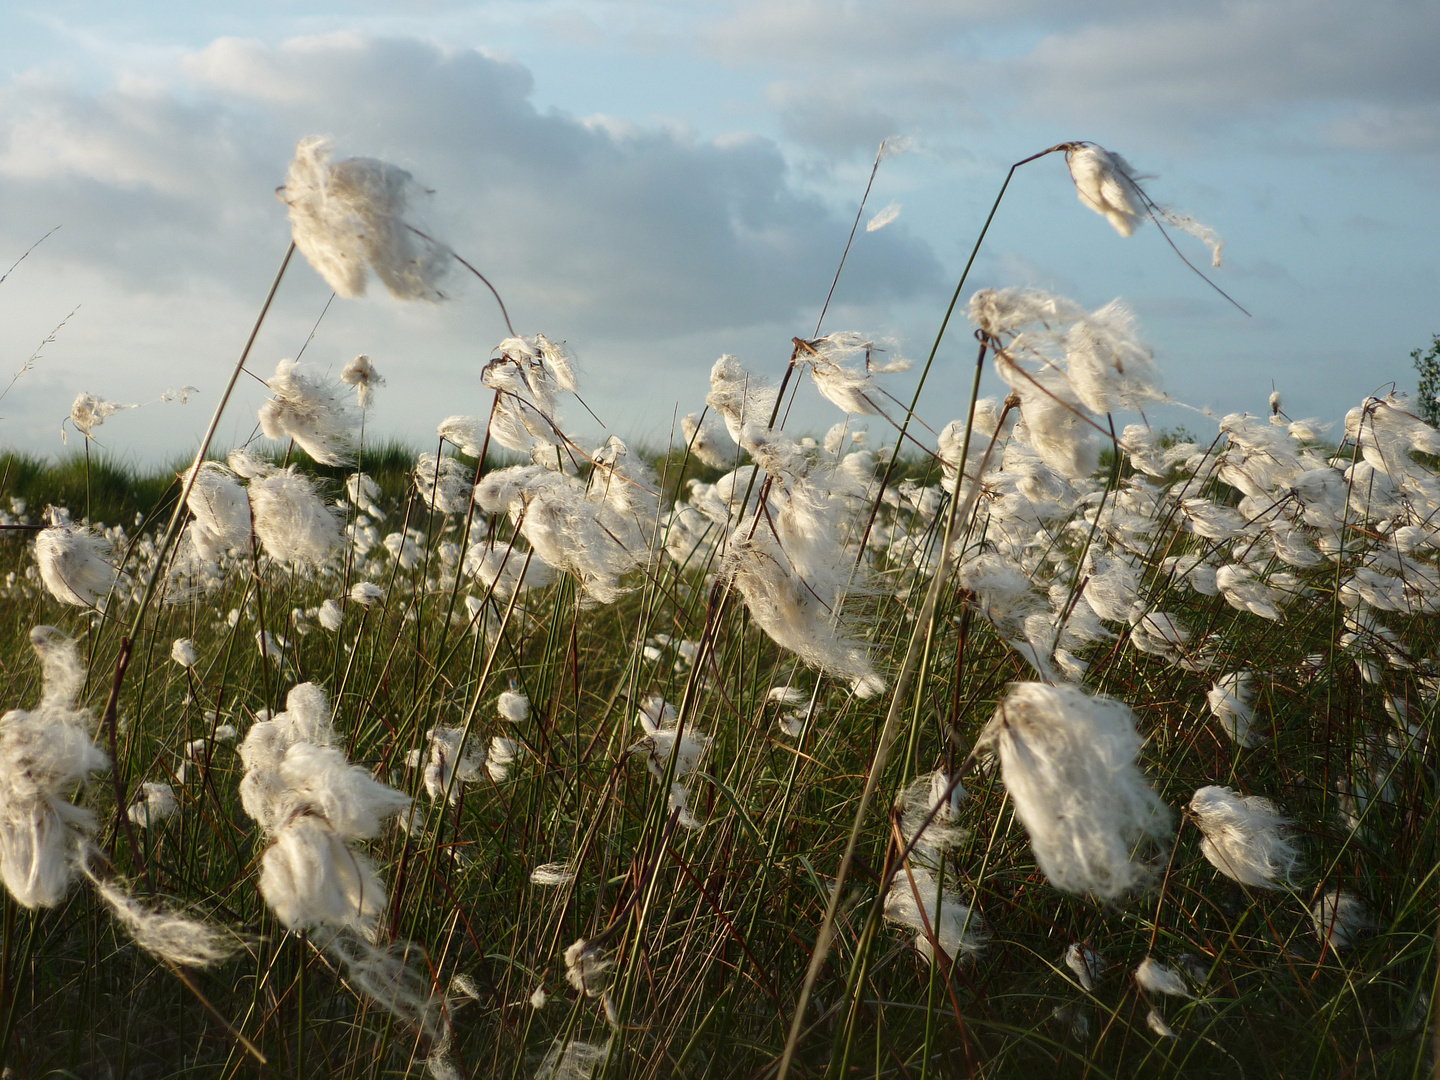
[0,136,1435,1080]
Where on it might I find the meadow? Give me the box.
[0,137,1435,1080]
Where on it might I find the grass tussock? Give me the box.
[0,134,1434,1080]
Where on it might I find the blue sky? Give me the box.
[0,0,1436,462]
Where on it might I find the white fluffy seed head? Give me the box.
[350,582,385,607]
[318,599,344,631]
[34,526,120,608]
[1065,144,1146,238]
[1311,890,1371,950]
[248,469,343,568]
[529,862,575,886]
[69,392,133,437]
[1134,956,1191,998]
[128,782,180,830]
[1065,943,1106,991]
[497,690,530,723]
[976,683,1171,900]
[1206,672,1260,747]
[1188,785,1301,889]
[437,415,486,458]
[84,856,236,968]
[183,462,252,554]
[422,726,486,805]
[258,359,356,466]
[680,411,738,470]
[341,354,384,410]
[171,638,198,668]
[896,771,968,867]
[280,135,451,301]
[0,627,108,908]
[882,867,986,965]
[563,937,612,998]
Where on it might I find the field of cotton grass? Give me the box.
[0,136,1436,1079]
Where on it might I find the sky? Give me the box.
[0,0,1436,464]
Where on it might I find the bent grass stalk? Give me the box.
[6,136,1437,1080]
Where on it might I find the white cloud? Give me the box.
[695,0,1440,152]
[0,30,944,457]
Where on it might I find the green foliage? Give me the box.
[1412,332,1440,427]
[0,441,1434,1080]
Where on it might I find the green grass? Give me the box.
[0,432,1434,1080]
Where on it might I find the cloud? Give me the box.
[0,30,945,457]
[1,32,941,328]
[1012,2,1440,136]
[695,0,1440,152]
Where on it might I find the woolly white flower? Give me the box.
[67,392,138,443]
[248,468,343,567]
[81,858,237,968]
[318,599,344,631]
[1215,563,1289,621]
[628,697,709,827]
[768,686,810,705]
[258,359,356,466]
[481,336,576,454]
[1065,943,1106,991]
[883,867,986,965]
[34,526,120,608]
[345,473,386,519]
[1062,300,1165,414]
[465,545,554,601]
[530,862,576,886]
[341,354,384,410]
[487,736,523,782]
[801,332,908,416]
[777,702,816,738]
[171,638,198,669]
[183,461,252,555]
[0,627,108,907]
[724,509,885,699]
[865,201,901,232]
[414,454,472,515]
[437,415,486,458]
[497,690,530,723]
[535,1038,611,1080]
[1206,672,1261,748]
[255,630,285,665]
[896,771,968,867]
[975,683,1171,900]
[1311,890,1370,950]
[1005,368,1100,480]
[238,683,410,936]
[1134,957,1191,998]
[1188,785,1301,889]
[680,411,737,470]
[1065,144,1146,238]
[279,135,451,301]
[0,640,229,967]
[564,937,612,997]
[705,355,778,443]
[1146,1009,1176,1038]
[422,726,487,804]
[351,582,385,607]
[632,697,709,782]
[127,782,180,829]
[260,819,391,934]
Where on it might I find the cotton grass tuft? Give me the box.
[975,682,1171,900]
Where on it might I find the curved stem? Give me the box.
[776,347,1003,1080]
[124,241,296,645]
[854,144,1070,562]
[815,140,888,338]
